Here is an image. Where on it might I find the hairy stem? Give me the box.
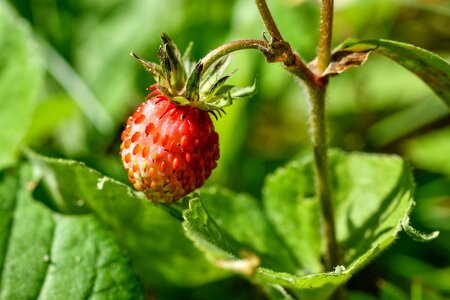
[200,39,269,73]
[255,0,340,271]
[305,82,339,271]
[313,0,340,273]
[254,0,340,273]
[255,0,283,41]
[317,0,334,73]
[282,54,317,85]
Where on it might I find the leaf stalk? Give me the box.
[200,40,269,73]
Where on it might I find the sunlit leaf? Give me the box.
[0,169,144,299]
[183,151,415,299]
[183,188,298,274]
[27,151,226,287]
[401,215,439,242]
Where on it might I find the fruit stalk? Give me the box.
[200,40,269,72]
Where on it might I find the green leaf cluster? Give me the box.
[0,167,144,299]
[183,151,416,299]
[1,0,449,299]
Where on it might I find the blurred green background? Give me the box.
[3,0,450,298]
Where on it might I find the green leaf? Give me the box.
[183,188,298,274]
[160,33,187,90]
[183,150,415,299]
[0,170,144,299]
[262,158,322,275]
[27,151,226,287]
[182,197,245,268]
[186,62,203,101]
[0,2,44,169]
[327,39,450,107]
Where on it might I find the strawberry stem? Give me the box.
[200,39,269,73]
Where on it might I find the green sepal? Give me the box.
[158,44,172,87]
[157,84,172,100]
[222,76,258,100]
[189,77,257,111]
[197,55,257,109]
[186,62,203,102]
[201,55,232,89]
[132,34,256,112]
[171,96,190,106]
[207,75,231,99]
[160,33,186,90]
[130,52,160,78]
[192,96,233,112]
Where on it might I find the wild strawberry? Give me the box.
[121,34,255,203]
[121,84,219,204]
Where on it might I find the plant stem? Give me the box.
[309,0,340,273]
[251,0,340,275]
[200,39,269,72]
[305,82,339,271]
[317,0,334,73]
[254,0,340,273]
[255,0,283,41]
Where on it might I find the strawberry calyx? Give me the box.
[131,33,256,112]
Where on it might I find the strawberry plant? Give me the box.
[1,0,449,299]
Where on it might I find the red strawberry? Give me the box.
[121,34,255,203]
[121,84,219,204]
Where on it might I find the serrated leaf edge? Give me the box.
[400,207,440,242]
